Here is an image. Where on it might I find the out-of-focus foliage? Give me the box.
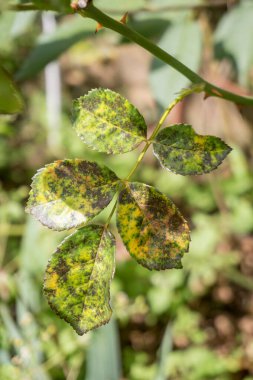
[16,17,96,80]
[0,66,23,114]
[150,17,202,107]
[214,0,253,89]
[1,0,253,379]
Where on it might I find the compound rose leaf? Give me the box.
[26,159,119,230]
[44,225,115,335]
[72,88,147,154]
[153,124,232,175]
[117,182,190,270]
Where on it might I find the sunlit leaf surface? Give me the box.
[72,88,147,154]
[153,124,232,175]
[117,182,190,270]
[26,159,119,231]
[44,225,115,335]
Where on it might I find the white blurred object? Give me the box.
[42,12,62,152]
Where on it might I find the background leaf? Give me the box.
[0,66,24,114]
[72,88,147,154]
[117,182,190,270]
[16,16,96,80]
[153,124,232,175]
[44,225,115,335]
[155,323,172,380]
[214,0,253,88]
[26,159,119,231]
[86,319,122,380]
[150,18,202,108]
[95,0,145,12]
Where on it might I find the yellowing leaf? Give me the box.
[26,159,119,231]
[117,182,190,270]
[72,88,147,154]
[44,225,115,335]
[153,124,232,175]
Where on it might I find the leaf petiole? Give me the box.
[125,84,203,182]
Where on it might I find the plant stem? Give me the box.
[104,196,119,228]
[125,142,151,181]
[105,85,198,225]
[126,85,201,182]
[150,84,205,141]
[80,3,253,106]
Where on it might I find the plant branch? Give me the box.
[105,193,119,228]
[79,3,253,107]
[125,85,201,182]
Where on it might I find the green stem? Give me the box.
[104,196,119,228]
[150,84,205,141]
[104,181,125,227]
[126,84,201,182]
[80,3,253,106]
[125,142,151,181]
[105,85,197,224]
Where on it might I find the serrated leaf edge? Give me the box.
[43,225,115,335]
[153,124,232,176]
[72,88,147,154]
[25,159,120,231]
[117,182,191,271]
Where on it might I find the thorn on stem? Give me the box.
[120,12,128,24]
[204,88,223,100]
[211,88,223,98]
[95,22,103,33]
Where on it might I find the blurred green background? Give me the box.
[1,0,253,379]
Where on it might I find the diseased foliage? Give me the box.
[117,182,190,270]
[44,225,115,334]
[26,88,232,334]
[153,124,232,175]
[72,88,147,154]
[26,159,120,231]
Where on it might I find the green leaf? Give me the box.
[95,0,145,12]
[72,88,147,154]
[12,0,71,12]
[44,225,115,335]
[117,182,190,270]
[86,319,122,380]
[16,16,95,80]
[150,18,202,108]
[214,0,253,87]
[153,124,232,175]
[26,159,119,231]
[0,66,23,114]
[156,323,172,380]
